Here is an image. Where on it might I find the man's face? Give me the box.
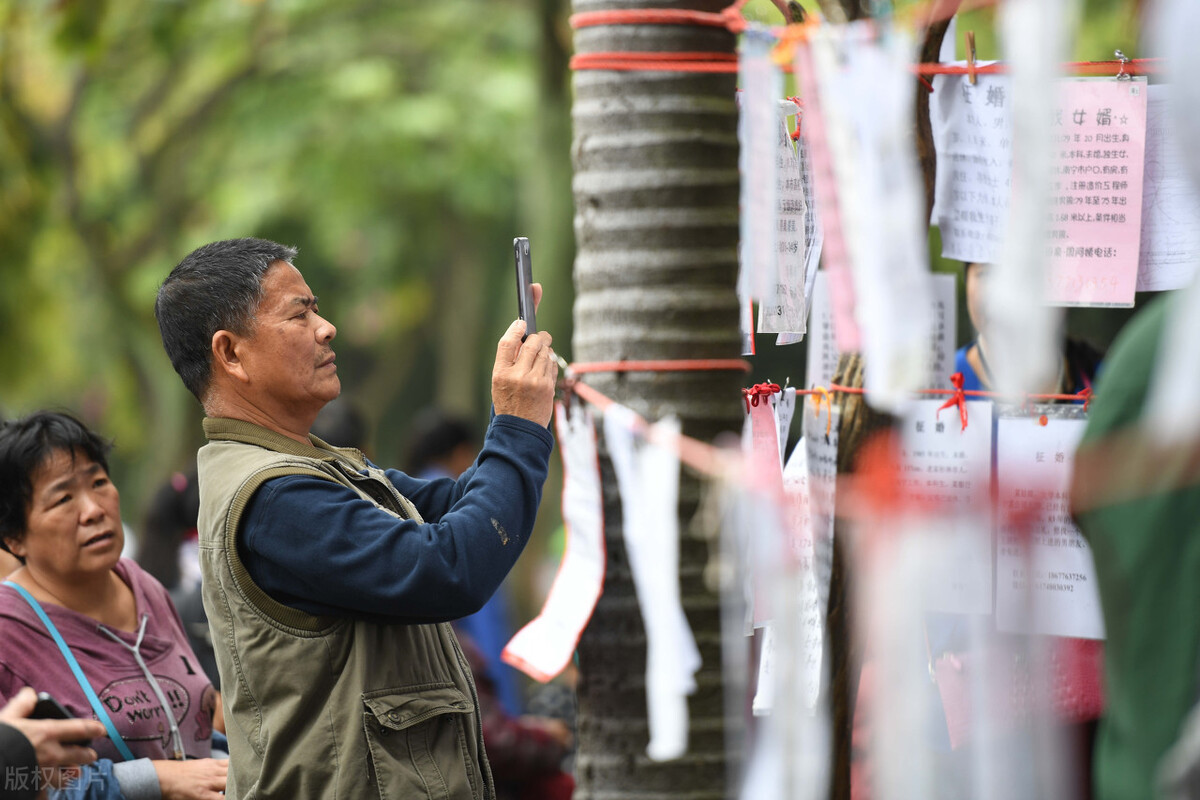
[239,261,340,415]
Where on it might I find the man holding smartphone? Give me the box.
[154,237,557,799]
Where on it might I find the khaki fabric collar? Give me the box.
[202,417,368,470]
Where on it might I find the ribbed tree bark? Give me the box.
[569,1,742,798]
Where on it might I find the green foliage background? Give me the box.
[0,0,575,539]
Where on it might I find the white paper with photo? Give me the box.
[604,408,701,760]
[504,402,605,682]
[899,400,995,614]
[811,23,935,411]
[995,413,1104,639]
[930,65,1012,263]
[1138,84,1200,292]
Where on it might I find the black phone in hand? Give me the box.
[513,237,536,338]
[31,692,91,747]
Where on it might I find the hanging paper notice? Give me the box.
[770,387,798,468]
[1046,78,1148,307]
[899,400,994,614]
[759,119,808,335]
[995,412,1105,639]
[804,272,839,390]
[794,36,860,353]
[604,409,702,760]
[927,275,958,387]
[503,402,606,682]
[931,65,1012,264]
[743,398,786,627]
[805,271,957,391]
[775,132,826,346]
[763,402,839,713]
[1137,84,1200,292]
[738,29,783,314]
[804,400,839,620]
[810,23,936,410]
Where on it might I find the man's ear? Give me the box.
[212,330,251,384]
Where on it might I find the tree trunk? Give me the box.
[569,1,742,797]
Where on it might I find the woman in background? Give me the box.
[0,412,226,800]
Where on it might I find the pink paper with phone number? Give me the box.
[1045,79,1147,307]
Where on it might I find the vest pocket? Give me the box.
[362,685,481,800]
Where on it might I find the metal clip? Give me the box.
[1115,49,1131,81]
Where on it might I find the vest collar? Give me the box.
[202,417,368,470]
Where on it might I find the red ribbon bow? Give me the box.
[937,372,969,432]
[741,382,782,412]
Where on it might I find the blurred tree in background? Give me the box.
[0,0,575,526]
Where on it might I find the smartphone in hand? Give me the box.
[513,237,537,339]
[31,692,91,747]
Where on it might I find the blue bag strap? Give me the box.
[2,580,137,762]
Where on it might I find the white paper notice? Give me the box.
[898,400,994,614]
[805,272,957,391]
[759,120,808,335]
[753,402,839,718]
[743,399,786,628]
[804,272,839,390]
[738,28,783,314]
[771,387,798,468]
[811,22,936,411]
[752,623,777,716]
[603,408,701,760]
[988,0,1071,399]
[931,65,1012,264]
[995,413,1105,639]
[776,133,826,347]
[503,402,605,682]
[804,401,839,622]
[741,295,756,356]
[1137,84,1200,292]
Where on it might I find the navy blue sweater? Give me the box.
[237,414,553,623]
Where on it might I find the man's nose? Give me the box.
[317,314,336,342]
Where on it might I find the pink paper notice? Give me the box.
[1046,79,1147,307]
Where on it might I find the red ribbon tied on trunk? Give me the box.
[937,372,969,432]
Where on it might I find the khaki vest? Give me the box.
[196,418,494,800]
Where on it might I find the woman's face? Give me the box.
[5,448,124,580]
[965,262,992,338]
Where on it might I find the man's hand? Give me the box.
[493,284,557,427]
[153,758,228,800]
[0,688,104,783]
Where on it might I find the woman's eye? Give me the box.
[53,494,71,507]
